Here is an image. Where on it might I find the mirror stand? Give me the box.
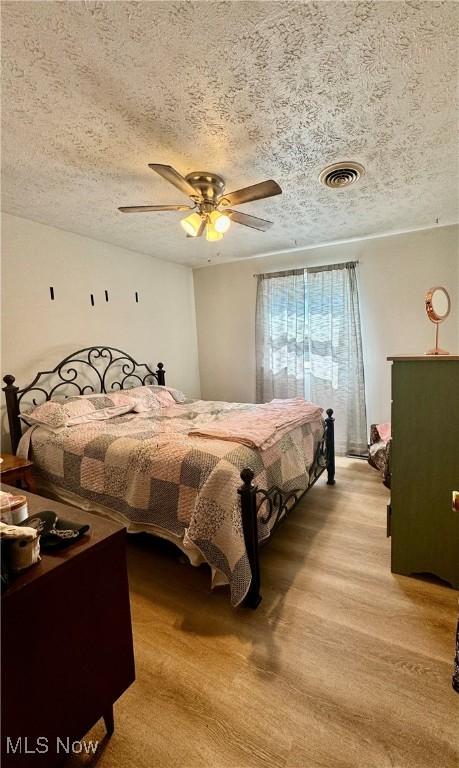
[424,286,451,356]
[426,323,449,356]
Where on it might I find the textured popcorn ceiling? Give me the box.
[1,1,458,267]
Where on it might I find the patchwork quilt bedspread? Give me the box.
[19,400,324,605]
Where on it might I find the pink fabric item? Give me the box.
[377,422,391,444]
[189,398,323,450]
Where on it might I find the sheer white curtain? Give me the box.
[255,269,306,401]
[306,262,367,456]
[255,262,367,456]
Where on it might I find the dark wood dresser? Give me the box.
[388,356,459,588]
[1,486,135,767]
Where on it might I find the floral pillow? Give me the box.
[123,385,175,413]
[151,388,176,409]
[24,392,135,430]
[23,401,68,431]
[121,386,161,414]
[147,385,188,404]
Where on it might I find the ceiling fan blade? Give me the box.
[226,209,273,232]
[220,179,281,207]
[118,204,194,213]
[148,164,199,199]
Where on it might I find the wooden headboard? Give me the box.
[2,346,166,453]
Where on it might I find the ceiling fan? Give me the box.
[118,164,282,241]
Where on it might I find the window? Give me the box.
[255,262,367,456]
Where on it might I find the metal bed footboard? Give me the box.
[238,409,335,608]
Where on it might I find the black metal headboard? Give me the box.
[2,346,166,454]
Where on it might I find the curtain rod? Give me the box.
[253,260,360,277]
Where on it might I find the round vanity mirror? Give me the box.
[425,286,451,323]
[425,286,451,355]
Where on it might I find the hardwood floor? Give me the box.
[70,458,458,768]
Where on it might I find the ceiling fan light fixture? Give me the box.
[205,219,224,242]
[209,210,231,234]
[180,212,202,237]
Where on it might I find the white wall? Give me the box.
[1,212,201,448]
[193,225,459,426]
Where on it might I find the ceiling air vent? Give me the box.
[319,161,365,189]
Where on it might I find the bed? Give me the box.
[3,346,335,608]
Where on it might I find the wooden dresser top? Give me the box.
[1,484,126,598]
[387,355,459,361]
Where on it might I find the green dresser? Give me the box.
[389,356,459,589]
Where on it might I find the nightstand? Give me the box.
[0,453,36,493]
[1,485,135,767]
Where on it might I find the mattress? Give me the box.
[19,399,324,605]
